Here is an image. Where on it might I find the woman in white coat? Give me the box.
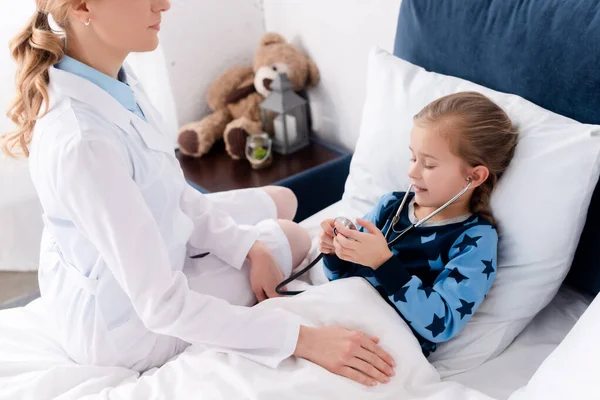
[2,0,395,387]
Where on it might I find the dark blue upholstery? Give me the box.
[282,154,352,223]
[395,0,600,125]
[394,0,600,294]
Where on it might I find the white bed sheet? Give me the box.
[0,201,592,400]
[0,279,492,400]
[300,202,594,400]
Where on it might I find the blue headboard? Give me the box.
[393,0,600,294]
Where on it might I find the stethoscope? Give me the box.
[275,178,473,296]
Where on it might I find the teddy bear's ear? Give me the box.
[260,32,287,47]
[306,57,321,87]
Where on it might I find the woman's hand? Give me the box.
[318,219,336,254]
[294,325,395,386]
[333,218,393,269]
[248,241,285,302]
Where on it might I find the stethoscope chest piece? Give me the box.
[332,216,357,236]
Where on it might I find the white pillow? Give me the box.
[508,292,600,400]
[342,47,600,376]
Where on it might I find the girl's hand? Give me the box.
[333,218,393,269]
[318,218,336,254]
[293,325,395,386]
[248,241,285,301]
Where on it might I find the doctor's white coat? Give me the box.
[28,66,300,371]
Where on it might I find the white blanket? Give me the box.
[0,278,491,400]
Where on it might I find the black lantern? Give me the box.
[259,73,310,155]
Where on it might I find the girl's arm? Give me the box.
[323,253,357,280]
[373,224,498,343]
[55,137,299,368]
[323,192,399,280]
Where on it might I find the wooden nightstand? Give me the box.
[177,138,352,222]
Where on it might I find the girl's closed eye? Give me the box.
[409,155,435,169]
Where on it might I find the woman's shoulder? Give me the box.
[34,99,125,155]
[31,102,129,182]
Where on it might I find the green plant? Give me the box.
[252,147,268,160]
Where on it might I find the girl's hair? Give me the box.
[414,91,518,225]
[2,1,70,158]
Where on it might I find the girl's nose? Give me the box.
[153,0,171,13]
[408,163,420,180]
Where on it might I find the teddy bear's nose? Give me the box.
[263,78,273,91]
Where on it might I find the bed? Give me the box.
[1,0,600,399]
[0,202,593,400]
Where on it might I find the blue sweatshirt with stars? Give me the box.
[323,192,498,356]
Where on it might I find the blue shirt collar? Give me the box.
[54,55,139,114]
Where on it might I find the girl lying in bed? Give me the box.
[318,92,518,356]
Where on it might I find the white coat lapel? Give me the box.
[129,117,175,155]
[48,67,131,132]
[126,69,175,156]
[48,66,174,156]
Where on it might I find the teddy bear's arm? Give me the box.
[241,92,264,122]
[306,57,321,87]
[207,66,255,111]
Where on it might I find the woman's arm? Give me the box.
[56,137,396,379]
[55,136,298,368]
[179,183,261,270]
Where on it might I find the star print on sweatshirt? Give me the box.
[323,192,498,356]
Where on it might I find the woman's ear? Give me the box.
[71,1,91,25]
[468,165,489,189]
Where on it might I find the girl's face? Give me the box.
[408,121,473,209]
[86,0,171,53]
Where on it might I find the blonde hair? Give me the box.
[414,91,518,225]
[2,1,71,158]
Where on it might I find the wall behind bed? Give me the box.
[263,0,403,150]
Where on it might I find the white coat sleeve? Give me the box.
[54,137,300,368]
[179,183,259,270]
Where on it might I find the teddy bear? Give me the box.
[177,32,320,160]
